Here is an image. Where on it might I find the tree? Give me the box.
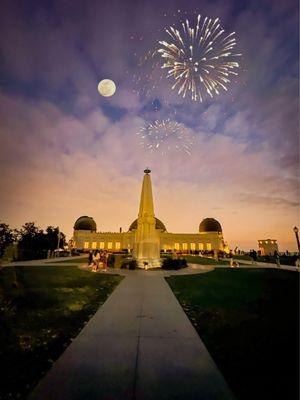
[45,226,66,250]
[18,223,67,257]
[18,222,44,252]
[0,223,15,257]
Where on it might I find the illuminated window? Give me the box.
[182,243,188,251]
[92,242,97,249]
[190,243,196,251]
[174,243,180,250]
[115,242,121,250]
[99,242,105,249]
[108,242,113,250]
[199,243,204,250]
[206,243,212,251]
[84,242,89,249]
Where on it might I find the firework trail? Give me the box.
[137,119,193,156]
[157,14,241,101]
[132,49,164,100]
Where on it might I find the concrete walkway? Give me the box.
[29,268,234,400]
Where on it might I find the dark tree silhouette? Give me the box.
[0,223,15,257]
[17,223,66,260]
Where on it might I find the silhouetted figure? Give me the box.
[100,250,108,271]
[250,250,257,265]
[92,250,100,271]
[229,250,233,267]
[274,251,280,268]
[88,250,93,266]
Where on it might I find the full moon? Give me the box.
[98,79,116,97]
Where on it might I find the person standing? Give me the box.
[92,250,100,272]
[100,250,108,272]
[250,250,257,265]
[229,250,234,267]
[275,251,280,268]
[88,250,93,267]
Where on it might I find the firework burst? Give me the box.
[137,119,193,156]
[157,14,241,101]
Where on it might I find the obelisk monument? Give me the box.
[134,168,161,268]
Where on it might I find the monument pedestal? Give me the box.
[136,258,161,269]
[133,168,161,269]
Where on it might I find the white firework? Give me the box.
[137,119,193,155]
[157,14,241,101]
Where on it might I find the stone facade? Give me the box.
[73,229,226,253]
[258,239,279,255]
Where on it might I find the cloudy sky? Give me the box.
[0,0,298,250]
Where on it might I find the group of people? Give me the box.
[88,250,108,272]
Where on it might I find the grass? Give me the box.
[184,255,230,265]
[0,265,123,400]
[232,254,252,260]
[166,269,298,400]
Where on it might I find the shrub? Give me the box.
[121,259,137,270]
[128,260,137,270]
[161,258,187,270]
[107,254,115,268]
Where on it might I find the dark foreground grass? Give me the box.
[166,269,299,400]
[0,266,122,400]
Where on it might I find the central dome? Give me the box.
[74,216,97,231]
[129,218,166,232]
[199,218,222,233]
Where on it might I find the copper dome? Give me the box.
[199,218,222,233]
[129,218,166,232]
[74,216,97,231]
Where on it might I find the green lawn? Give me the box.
[0,266,122,400]
[232,254,252,260]
[166,269,298,400]
[185,255,230,265]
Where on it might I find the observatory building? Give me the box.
[73,169,228,267]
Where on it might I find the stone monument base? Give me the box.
[137,258,161,269]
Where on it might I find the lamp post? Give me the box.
[293,226,300,254]
[293,227,300,271]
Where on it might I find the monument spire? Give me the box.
[138,168,155,218]
[134,168,160,268]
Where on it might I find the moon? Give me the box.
[98,79,116,97]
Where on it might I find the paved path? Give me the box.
[29,267,233,400]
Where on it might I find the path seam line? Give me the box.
[132,300,143,400]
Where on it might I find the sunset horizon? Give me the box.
[0,0,298,252]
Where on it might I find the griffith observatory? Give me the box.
[73,169,228,268]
